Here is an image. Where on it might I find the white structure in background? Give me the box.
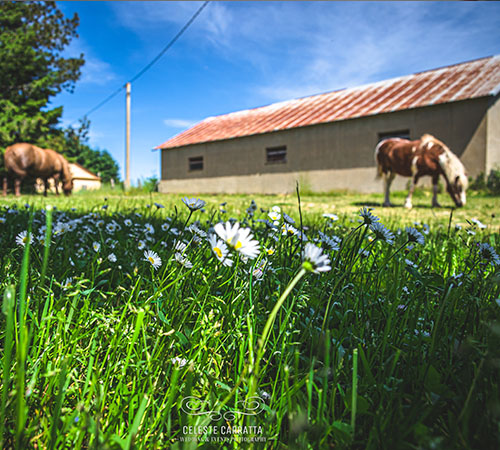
[36,163,101,193]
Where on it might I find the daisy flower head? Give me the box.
[144,250,162,270]
[0,217,5,224]
[92,241,101,252]
[174,252,193,269]
[108,253,117,263]
[214,221,260,259]
[144,223,155,234]
[318,231,341,251]
[182,197,206,211]
[369,222,395,245]
[281,223,298,237]
[359,207,380,226]
[302,243,331,274]
[283,213,295,225]
[138,240,146,250]
[16,230,33,247]
[124,219,132,227]
[323,213,339,221]
[406,227,425,245]
[208,234,233,267]
[268,210,281,223]
[478,243,500,266]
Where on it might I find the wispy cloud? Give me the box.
[164,118,198,129]
[64,39,117,86]
[111,1,500,103]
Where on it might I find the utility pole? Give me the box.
[125,82,131,189]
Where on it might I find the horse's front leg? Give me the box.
[383,172,395,207]
[53,174,60,195]
[2,177,7,196]
[431,175,441,208]
[404,175,419,209]
[43,179,50,197]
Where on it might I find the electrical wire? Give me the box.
[71,1,209,126]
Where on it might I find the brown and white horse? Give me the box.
[375,134,468,209]
[2,143,73,196]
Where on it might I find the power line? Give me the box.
[71,1,209,126]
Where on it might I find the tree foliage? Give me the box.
[0,1,84,153]
[0,1,121,184]
[43,119,120,183]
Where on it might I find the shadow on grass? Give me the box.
[351,201,455,210]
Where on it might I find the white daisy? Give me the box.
[268,210,281,222]
[15,231,33,247]
[214,221,260,259]
[369,222,395,245]
[138,240,146,250]
[302,243,331,274]
[144,250,162,270]
[174,252,193,268]
[208,234,233,267]
[124,219,132,227]
[144,223,155,234]
[323,213,339,221]
[406,227,425,245]
[108,253,117,263]
[281,223,298,236]
[182,197,206,211]
[359,207,380,226]
[478,243,500,266]
[318,231,341,251]
[92,242,101,252]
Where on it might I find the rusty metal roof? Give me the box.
[157,55,500,150]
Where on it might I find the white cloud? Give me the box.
[163,118,198,129]
[64,39,117,86]
[111,1,500,103]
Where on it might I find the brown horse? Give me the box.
[375,134,468,209]
[2,143,73,196]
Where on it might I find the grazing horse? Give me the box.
[2,143,73,196]
[375,134,468,209]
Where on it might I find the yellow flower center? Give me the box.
[148,257,155,264]
[235,241,242,250]
[214,247,223,258]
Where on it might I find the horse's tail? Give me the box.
[374,140,385,179]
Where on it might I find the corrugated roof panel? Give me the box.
[157,55,500,149]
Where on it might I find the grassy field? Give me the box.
[0,188,499,449]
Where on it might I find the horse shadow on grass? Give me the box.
[352,201,453,210]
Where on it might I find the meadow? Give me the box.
[0,188,499,449]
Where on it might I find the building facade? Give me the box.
[157,56,500,194]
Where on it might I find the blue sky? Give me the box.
[54,1,500,185]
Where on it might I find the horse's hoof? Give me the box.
[383,202,393,207]
[432,203,441,208]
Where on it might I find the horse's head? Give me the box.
[446,170,468,207]
[62,177,73,196]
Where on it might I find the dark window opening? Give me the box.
[189,156,203,171]
[266,146,287,164]
[378,130,410,142]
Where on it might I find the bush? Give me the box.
[486,168,500,195]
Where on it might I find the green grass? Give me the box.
[0,188,499,449]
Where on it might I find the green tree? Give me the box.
[0,1,84,170]
[43,118,121,183]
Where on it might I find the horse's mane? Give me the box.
[421,134,468,186]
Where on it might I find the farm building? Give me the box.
[156,55,500,194]
[35,163,101,193]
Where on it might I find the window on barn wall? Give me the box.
[188,156,203,171]
[378,130,410,142]
[266,146,287,164]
